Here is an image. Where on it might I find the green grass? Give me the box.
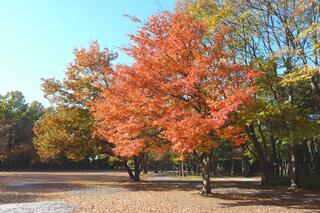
[270,175,320,190]
[301,175,320,190]
[173,175,202,181]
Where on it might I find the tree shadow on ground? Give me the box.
[211,192,320,211]
[0,193,42,204]
[4,182,89,193]
[0,171,319,211]
[116,174,320,211]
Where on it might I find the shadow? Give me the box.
[114,180,198,192]
[0,194,42,204]
[0,171,319,211]
[115,173,320,211]
[211,192,320,211]
[5,182,87,192]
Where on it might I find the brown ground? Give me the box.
[0,171,319,212]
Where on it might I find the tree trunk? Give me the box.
[212,156,217,176]
[200,153,212,195]
[302,141,311,178]
[180,162,185,177]
[143,153,148,174]
[230,152,235,176]
[241,146,249,177]
[191,153,198,175]
[271,136,279,178]
[290,145,299,189]
[246,123,270,186]
[132,156,141,182]
[154,160,159,173]
[124,161,135,180]
[186,160,191,175]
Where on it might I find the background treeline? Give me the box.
[0,0,319,191]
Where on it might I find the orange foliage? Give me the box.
[94,11,258,157]
[42,41,117,108]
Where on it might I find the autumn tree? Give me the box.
[187,0,320,188]
[42,41,117,108]
[34,42,116,164]
[33,105,109,162]
[94,11,259,193]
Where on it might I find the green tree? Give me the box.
[33,106,108,162]
[0,91,44,168]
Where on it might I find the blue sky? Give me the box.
[0,0,176,105]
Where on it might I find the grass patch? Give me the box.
[270,175,320,190]
[173,175,202,181]
[301,175,320,190]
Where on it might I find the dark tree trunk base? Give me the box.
[289,183,298,190]
[200,188,212,195]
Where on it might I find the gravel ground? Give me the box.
[0,171,319,213]
[0,201,76,213]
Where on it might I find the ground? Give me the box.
[0,171,319,212]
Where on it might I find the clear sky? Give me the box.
[0,0,176,105]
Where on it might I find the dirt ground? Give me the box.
[0,171,319,212]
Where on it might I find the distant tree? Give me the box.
[0,91,44,168]
[33,105,109,162]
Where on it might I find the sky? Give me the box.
[0,0,176,105]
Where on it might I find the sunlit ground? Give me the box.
[0,171,319,212]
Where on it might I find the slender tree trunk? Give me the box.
[246,123,270,186]
[154,160,159,173]
[143,153,148,174]
[290,145,299,189]
[186,160,191,175]
[302,141,311,177]
[271,136,279,178]
[212,156,217,176]
[279,155,284,177]
[180,162,185,177]
[200,152,212,195]
[230,153,235,176]
[241,146,249,177]
[310,140,320,173]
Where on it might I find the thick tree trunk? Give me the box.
[124,161,135,180]
[133,156,141,182]
[246,123,270,186]
[124,156,141,182]
[200,153,212,195]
